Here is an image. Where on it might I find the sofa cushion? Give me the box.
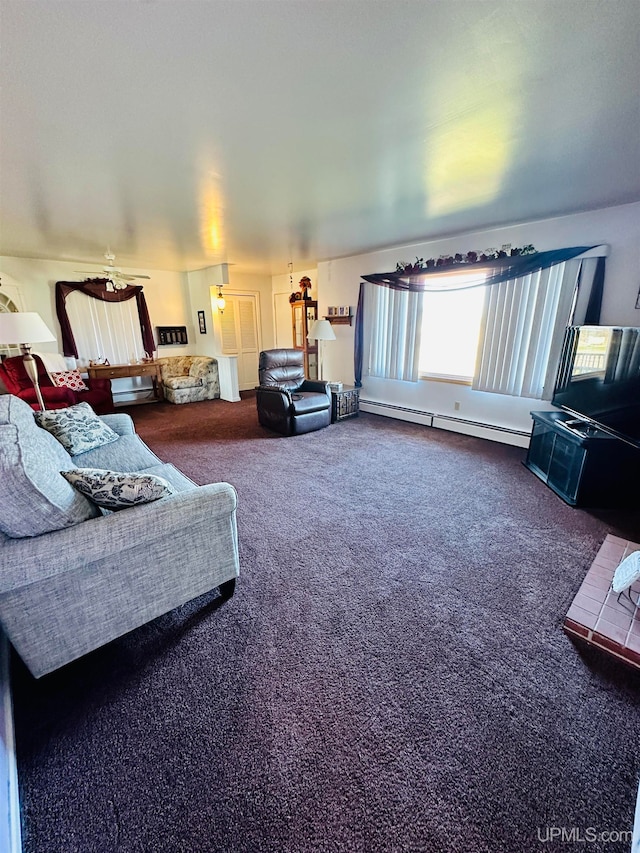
[34,402,119,455]
[290,391,331,416]
[61,468,176,510]
[142,462,198,493]
[71,433,162,470]
[189,358,216,379]
[165,376,203,390]
[0,396,99,538]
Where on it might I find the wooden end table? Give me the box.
[330,385,359,423]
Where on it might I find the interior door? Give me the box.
[218,293,260,390]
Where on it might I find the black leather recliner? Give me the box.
[256,349,331,436]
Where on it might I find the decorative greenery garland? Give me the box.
[395,244,536,273]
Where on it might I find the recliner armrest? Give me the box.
[18,386,75,406]
[86,376,112,392]
[300,380,330,396]
[256,384,292,402]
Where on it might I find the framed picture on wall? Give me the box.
[198,310,207,334]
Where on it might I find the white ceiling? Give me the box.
[1,0,639,275]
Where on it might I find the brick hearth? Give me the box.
[564,534,640,670]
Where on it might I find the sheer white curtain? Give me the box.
[363,282,424,381]
[65,291,146,368]
[472,259,583,399]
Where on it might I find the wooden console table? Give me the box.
[87,362,164,402]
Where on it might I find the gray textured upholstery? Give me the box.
[0,394,239,677]
[0,395,99,538]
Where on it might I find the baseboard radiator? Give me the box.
[359,399,530,447]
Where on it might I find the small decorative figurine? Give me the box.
[299,276,312,300]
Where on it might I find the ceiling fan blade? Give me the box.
[74,271,150,280]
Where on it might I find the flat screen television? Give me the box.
[552,325,640,448]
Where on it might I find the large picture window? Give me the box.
[418,273,486,381]
[355,245,607,398]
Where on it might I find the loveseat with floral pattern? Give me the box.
[156,356,220,404]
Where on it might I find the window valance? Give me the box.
[355,246,607,387]
[55,280,156,359]
[361,245,601,291]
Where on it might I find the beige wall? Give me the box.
[271,267,317,349]
[0,256,190,358]
[318,201,640,444]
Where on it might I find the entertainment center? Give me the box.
[525,411,639,507]
[525,325,640,508]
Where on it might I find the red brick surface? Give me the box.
[564,534,640,669]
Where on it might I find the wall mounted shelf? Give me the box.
[324,315,353,326]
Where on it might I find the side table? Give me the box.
[330,385,359,423]
[87,362,164,403]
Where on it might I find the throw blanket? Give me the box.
[33,352,78,381]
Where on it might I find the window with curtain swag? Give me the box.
[55,280,156,365]
[355,246,606,398]
[66,292,146,367]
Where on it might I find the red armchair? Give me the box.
[0,355,114,413]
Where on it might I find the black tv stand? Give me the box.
[524,410,640,507]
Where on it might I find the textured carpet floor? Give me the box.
[12,397,640,853]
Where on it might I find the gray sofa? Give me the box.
[0,394,239,678]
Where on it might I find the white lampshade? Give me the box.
[307,319,336,342]
[0,312,56,344]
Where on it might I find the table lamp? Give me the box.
[307,319,336,381]
[0,312,56,410]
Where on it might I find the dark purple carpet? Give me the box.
[12,397,640,852]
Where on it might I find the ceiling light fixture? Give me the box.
[216,285,226,313]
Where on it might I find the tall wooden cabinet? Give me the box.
[291,299,318,380]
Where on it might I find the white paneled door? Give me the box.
[218,293,260,391]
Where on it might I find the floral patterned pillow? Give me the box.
[50,369,89,392]
[34,402,119,455]
[60,468,176,510]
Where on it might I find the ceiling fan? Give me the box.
[75,250,150,292]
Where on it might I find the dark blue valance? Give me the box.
[361,246,598,291]
[355,246,605,387]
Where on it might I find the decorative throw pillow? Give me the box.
[34,402,119,456]
[51,369,89,392]
[60,468,177,510]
